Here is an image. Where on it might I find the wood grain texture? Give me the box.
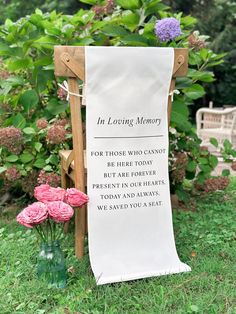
[67,78,86,259]
[168,78,176,125]
[173,48,188,77]
[54,46,188,78]
[54,46,85,79]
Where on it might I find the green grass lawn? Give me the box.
[0,179,235,314]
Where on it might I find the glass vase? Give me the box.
[37,241,67,288]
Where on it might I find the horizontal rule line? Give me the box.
[94,135,164,139]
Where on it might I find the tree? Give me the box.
[0,0,88,24]
[164,0,236,106]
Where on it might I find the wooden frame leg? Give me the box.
[75,205,86,258]
[61,161,71,234]
[168,78,176,125]
[68,78,86,259]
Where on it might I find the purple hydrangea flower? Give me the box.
[155,18,181,42]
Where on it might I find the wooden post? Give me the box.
[67,78,86,258]
[168,78,176,125]
[61,159,71,234]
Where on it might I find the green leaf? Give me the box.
[199,164,212,173]
[12,113,26,129]
[211,52,227,61]
[45,27,61,37]
[102,25,129,37]
[176,186,190,203]
[33,158,46,169]
[206,60,224,68]
[43,165,53,171]
[7,58,33,71]
[46,98,69,116]
[34,57,52,67]
[144,1,169,16]
[20,152,34,164]
[23,127,36,135]
[116,0,142,10]
[33,36,57,49]
[210,137,218,148]
[35,8,43,15]
[0,42,11,56]
[43,64,54,71]
[80,0,97,4]
[19,89,39,112]
[172,100,189,118]
[186,160,197,172]
[188,69,215,82]
[223,139,232,151]
[183,84,205,100]
[222,169,230,176]
[33,69,54,93]
[0,81,13,95]
[5,155,18,162]
[200,48,209,61]
[180,15,197,27]
[29,14,44,28]
[209,155,218,168]
[5,76,25,87]
[120,34,149,46]
[120,12,140,32]
[34,142,42,152]
[72,38,95,46]
[196,171,207,184]
[175,77,192,89]
[189,53,202,66]
[46,155,59,165]
[171,111,192,132]
[198,157,208,165]
[0,166,7,174]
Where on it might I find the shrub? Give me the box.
[0,0,227,200]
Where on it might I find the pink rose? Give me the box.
[16,202,48,228]
[47,201,74,223]
[65,188,89,207]
[34,184,65,202]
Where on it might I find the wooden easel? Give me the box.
[54,46,188,259]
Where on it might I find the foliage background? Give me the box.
[0,0,234,201]
[1,0,235,107]
[165,0,236,107]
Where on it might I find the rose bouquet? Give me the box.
[17,184,88,243]
[16,184,88,288]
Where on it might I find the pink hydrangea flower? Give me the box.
[47,201,74,223]
[65,188,89,207]
[36,118,48,130]
[57,86,67,101]
[0,126,23,154]
[16,202,48,228]
[5,166,21,182]
[46,125,66,144]
[34,184,65,202]
[37,170,61,187]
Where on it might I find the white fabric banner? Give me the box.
[85,46,191,285]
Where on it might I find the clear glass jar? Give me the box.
[37,241,67,288]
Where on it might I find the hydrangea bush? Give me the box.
[0,0,231,201]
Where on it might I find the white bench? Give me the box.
[196,107,236,147]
